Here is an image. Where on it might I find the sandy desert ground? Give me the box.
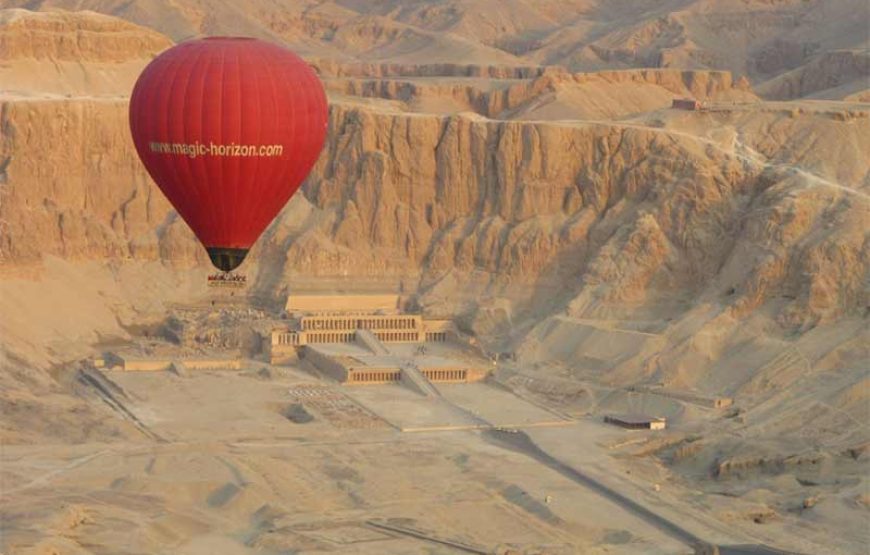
[1,2,868,554]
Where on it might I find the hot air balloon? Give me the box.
[129,37,328,274]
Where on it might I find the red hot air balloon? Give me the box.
[129,37,328,272]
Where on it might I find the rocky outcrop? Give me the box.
[304,102,866,327]
[8,1,866,87]
[0,8,170,62]
[0,9,171,97]
[756,50,870,100]
[3,94,866,337]
[0,98,204,266]
[313,59,547,79]
[325,68,756,120]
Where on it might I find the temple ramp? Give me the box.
[401,363,441,398]
[355,329,391,355]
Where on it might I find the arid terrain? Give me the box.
[1,2,868,554]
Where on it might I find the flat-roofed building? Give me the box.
[671,98,701,110]
[422,319,453,342]
[112,354,243,372]
[285,294,400,314]
[268,295,460,364]
[302,343,487,385]
[604,414,667,430]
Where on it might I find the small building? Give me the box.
[285,293,401,314]
[604,414,667,430]
[112,353,243,372]
[117,357,172,372]
[671,98,701,111]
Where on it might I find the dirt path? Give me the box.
[482,428,808,555]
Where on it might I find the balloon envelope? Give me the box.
[129,37,328,271]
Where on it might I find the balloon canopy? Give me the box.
[129,37,328,272]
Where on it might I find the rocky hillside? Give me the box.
[7,0,869,90]
[0,9,170,97]
[3,63,867,375]
[1,8,867,549]
[0,8,169,62]
[757,49,870,100]
[1,9,867,354]
[323,68,757,120]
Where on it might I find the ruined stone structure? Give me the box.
[270,295,456,364]
[268,295,485,385]
[303,344,488,386]
[273,314,453,346]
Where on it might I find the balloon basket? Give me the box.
[207,272,247,289]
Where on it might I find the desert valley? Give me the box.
[0,2,868,554]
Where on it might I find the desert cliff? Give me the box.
[1,5,868,555]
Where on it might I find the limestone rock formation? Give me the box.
[0,8,169,62]
[757,50,870,100]
[0,98,203,266]
[1,5,869,553]
[0,9,171,97]
[324,68,757,120]
[7,0,867,90]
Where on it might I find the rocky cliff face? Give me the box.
[3,86,867,336]
[0,9,170,97]
[757,50,870,100]
[324,68,756,120]
[7,0,867,86]
[0,8,170,61]
[0,98,204,266]
[1,6,867,428]
[299,101,868,330]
